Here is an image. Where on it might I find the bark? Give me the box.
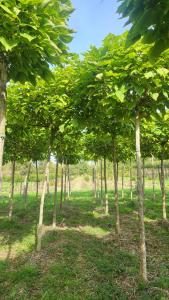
[135,112,147,282]
[104,157,109,215]
[143,158,145,195]
[64,164,67,201]
[60,162,64,209]
[23,160,32,208]
[37,152,50,251]
[130,159,133,201]
[35,161,39,198]
[94,162,97,200]
[121,163,125,200]
[0,59,7,192]
[8,161,16,220]
[160,158,167,220]
[96,161,100,199]
[53,160,58,227]
[113,146,120,235]
[67,164,71,199]
[100,159,103,204]
[151,155,155,201]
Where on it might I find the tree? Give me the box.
[0,0,74,190]
[117,0,169,58]
[74,32,169,281]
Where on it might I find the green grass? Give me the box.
[0,188,169,299]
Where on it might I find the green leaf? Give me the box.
[96,73,103,80]
[115,90,125,102]
[144,71,155,79]
[150,93,159,101]
[0,4,18,18]
[163,91,168,98]
[59,124,65,133]
[20,33,36,42]
[105,70,118,77]
[157,67,169,77]
[149,39,169,60]
[0,37,17,51]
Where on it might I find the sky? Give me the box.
[69,0,129,54]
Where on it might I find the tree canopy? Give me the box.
[117,0,169,58]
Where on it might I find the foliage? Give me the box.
[0,0,74,83]
[117,0,169,58]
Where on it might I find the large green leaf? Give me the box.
[0,37,17,51]
[20,33,36,42]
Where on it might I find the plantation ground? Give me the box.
[1,188,169,299]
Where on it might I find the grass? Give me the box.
[0,187,169,299]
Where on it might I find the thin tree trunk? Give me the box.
[23,160,32,208]
[53,160,58,227]
[104,157,109,215]
[60,162,64,209]
[160,158,167,220]
[130,159,133,201]
[94,161,97,200]
[113,146,120,235]
[35,161,39,198]
[135,112,147,282]
[121,163,125,200]
[158,166,162,190]
[96,161,100,199]
[151,155,155,201]
[64,163,67,201]
[37,152,50,251]
[143,158,145,195]
[67,164,71,199]
[47,162,50,196]
[0,60,7,192]
[100,159,103,204]
[8,161,16,220]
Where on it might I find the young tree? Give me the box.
[0,0,73,190]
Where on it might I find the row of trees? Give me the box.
[3,30,169,282]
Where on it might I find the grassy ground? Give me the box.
[0,188,169,299]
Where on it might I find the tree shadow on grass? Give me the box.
[1,226,169,300]
[0,228,139,300]
[1,190,169,299]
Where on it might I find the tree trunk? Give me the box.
[143,158,145,195]
[158,165,162,191]
[23,160,32,208]
[121,163,125,200]
[47,162,50,196]
[67,164,71,199]
[53,160,58,227]
[64,164,67,201]
[104,157,109,215]
[37,152,50,251]
[113,146,120,235]
[96,161,100,200]
[8,161,16,220]
[135,112,147,282]
[0,59,7,192]
[100,159,103,204]
[35,161,39,198]
[160,158,167,220]
[60,162,64,209]
[151,155,155,201]
[94,161,97,200]
[130,159,133,201]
